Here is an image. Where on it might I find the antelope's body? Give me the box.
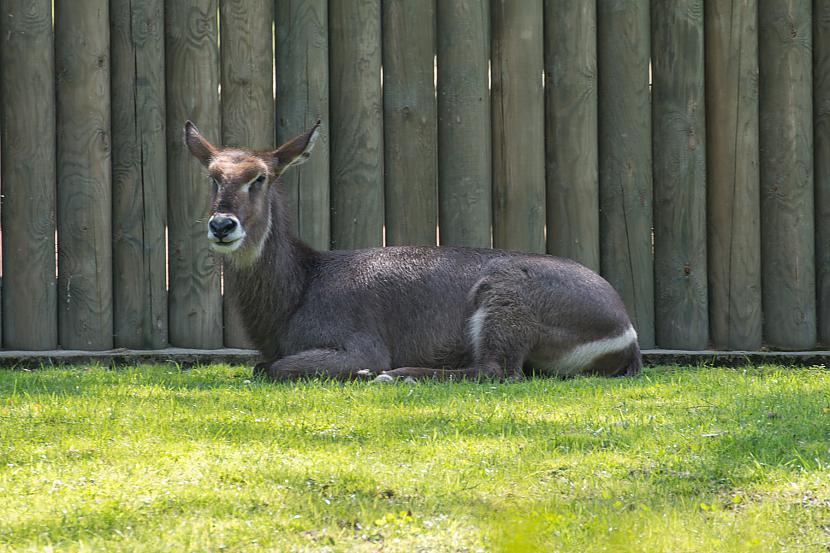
[185,121,641,381]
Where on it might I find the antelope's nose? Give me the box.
[209,215,237,239]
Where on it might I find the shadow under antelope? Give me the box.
[184,120,641,381]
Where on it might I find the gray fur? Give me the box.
[185,121,642,381]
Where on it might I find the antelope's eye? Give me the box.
[248,174,265,195]
[211,178,219,195]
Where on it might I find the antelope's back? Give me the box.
[291,246,629,368]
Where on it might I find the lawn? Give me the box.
[1,364,829,552]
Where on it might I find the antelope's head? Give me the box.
[183,120,320,262]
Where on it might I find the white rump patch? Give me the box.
[468,307,487,357]
[555,325,638,374]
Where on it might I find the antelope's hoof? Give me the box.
[373,373,395,384]
[356,369,376,380]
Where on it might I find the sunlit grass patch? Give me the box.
[1,364,829,551]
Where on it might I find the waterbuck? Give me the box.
[184,120,641,381]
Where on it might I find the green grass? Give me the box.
[1,365,830,552]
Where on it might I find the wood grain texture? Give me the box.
[329,0,383,249]
[758,1,815,349]
[165,0,223,348]
[544,0,599,271]
[597,0,655,348]
[490,0,545,253]
[55,0,113,350]
[705,0,762,350]
[815,0,830,345]
[220,0,273,348]
[382,0,437,246]
[436,0,491,248]
[651,0,708,349]
[275,0,330,251]
[0,0,58,349]
[111,0,168,349]
[221,0,274,151]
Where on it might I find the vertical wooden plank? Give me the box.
[759,1,815,349]
[221,0,273,152]
[329,0,383,249]
[491,0,545,253]
[166,0,223,348]
[55,0,113,350]
[111,0,168,349]
[275,0,330,251]
[220,0,273,348]
[544,0,599,271]
[436,0,491,248]
[382,0,437,246]
[705,0,762,350]
[597,0,655,348]
[0,0,58,349]
[815,0,830,345]
[651,0,708,349]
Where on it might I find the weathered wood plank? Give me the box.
[382,0,437,246]
[815,0,830,345]
[705,0,762,350]
[329,0,383,249]
[55,0,113,350]
[165,0,223,348]
[0,0,58,350]
[651,0,708,349]
[490,0,545,253]
[221,0,273,151]
[220,0,273,348]
[110,0,168,349]
[597,0,655,348]
[275,0,330,251]
[436,0,491,248]
[544,0,599,271]
[758,1,815,349]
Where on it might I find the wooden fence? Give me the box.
[0,0,828,353]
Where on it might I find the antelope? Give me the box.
[184,120,642,381]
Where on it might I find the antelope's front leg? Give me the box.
[377,362,514,382]
[256,347,391,381]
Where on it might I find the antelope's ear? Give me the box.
[268,120,321,175]
[184,120,218,167]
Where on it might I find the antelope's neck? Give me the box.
[225,199,316,357]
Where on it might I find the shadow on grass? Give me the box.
[0,362,657,398]
[3,367,829,490]
[0,365,258,396]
